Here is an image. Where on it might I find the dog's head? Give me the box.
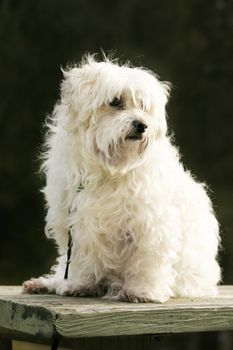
[58,55,170,174]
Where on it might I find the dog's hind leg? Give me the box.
[22,254,68,295]
[22,277,56,294]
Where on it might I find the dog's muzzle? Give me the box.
[126,120,148,140]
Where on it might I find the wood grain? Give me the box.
[0,286,233,340]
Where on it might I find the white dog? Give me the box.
[23,55,221,302]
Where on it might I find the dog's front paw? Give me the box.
[56,281,100,297]
[119,287,170,303]
[119,289,153,303]
[63,285,99,297]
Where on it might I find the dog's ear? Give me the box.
[53,67,84,131]
[61,67,80,111]
[58,66,95,130]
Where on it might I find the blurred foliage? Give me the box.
[0,0,232,284]
[0,1,233,349]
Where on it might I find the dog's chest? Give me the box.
[71,179,152,239]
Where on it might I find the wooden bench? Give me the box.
[0,286,233,350]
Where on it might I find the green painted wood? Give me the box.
[0,286,233,341]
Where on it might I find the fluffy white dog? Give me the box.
[23,55,221,302]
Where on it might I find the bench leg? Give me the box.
[0,338,12,350]
[51,336,60,350]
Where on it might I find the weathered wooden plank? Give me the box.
[0,286,233,340]
[0,287,55,339]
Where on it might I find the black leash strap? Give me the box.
[63,182,83,280]
[64,230,73,280]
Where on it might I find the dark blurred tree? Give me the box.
[0,2,233,349]
[0,0,232,284]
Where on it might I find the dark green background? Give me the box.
[0,1,232,349]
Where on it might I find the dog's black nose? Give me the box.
[132,120,148,134]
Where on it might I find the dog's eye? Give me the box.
[109,97,123,108]
[139,100,144,110]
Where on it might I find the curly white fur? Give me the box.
[23,55,221,303]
